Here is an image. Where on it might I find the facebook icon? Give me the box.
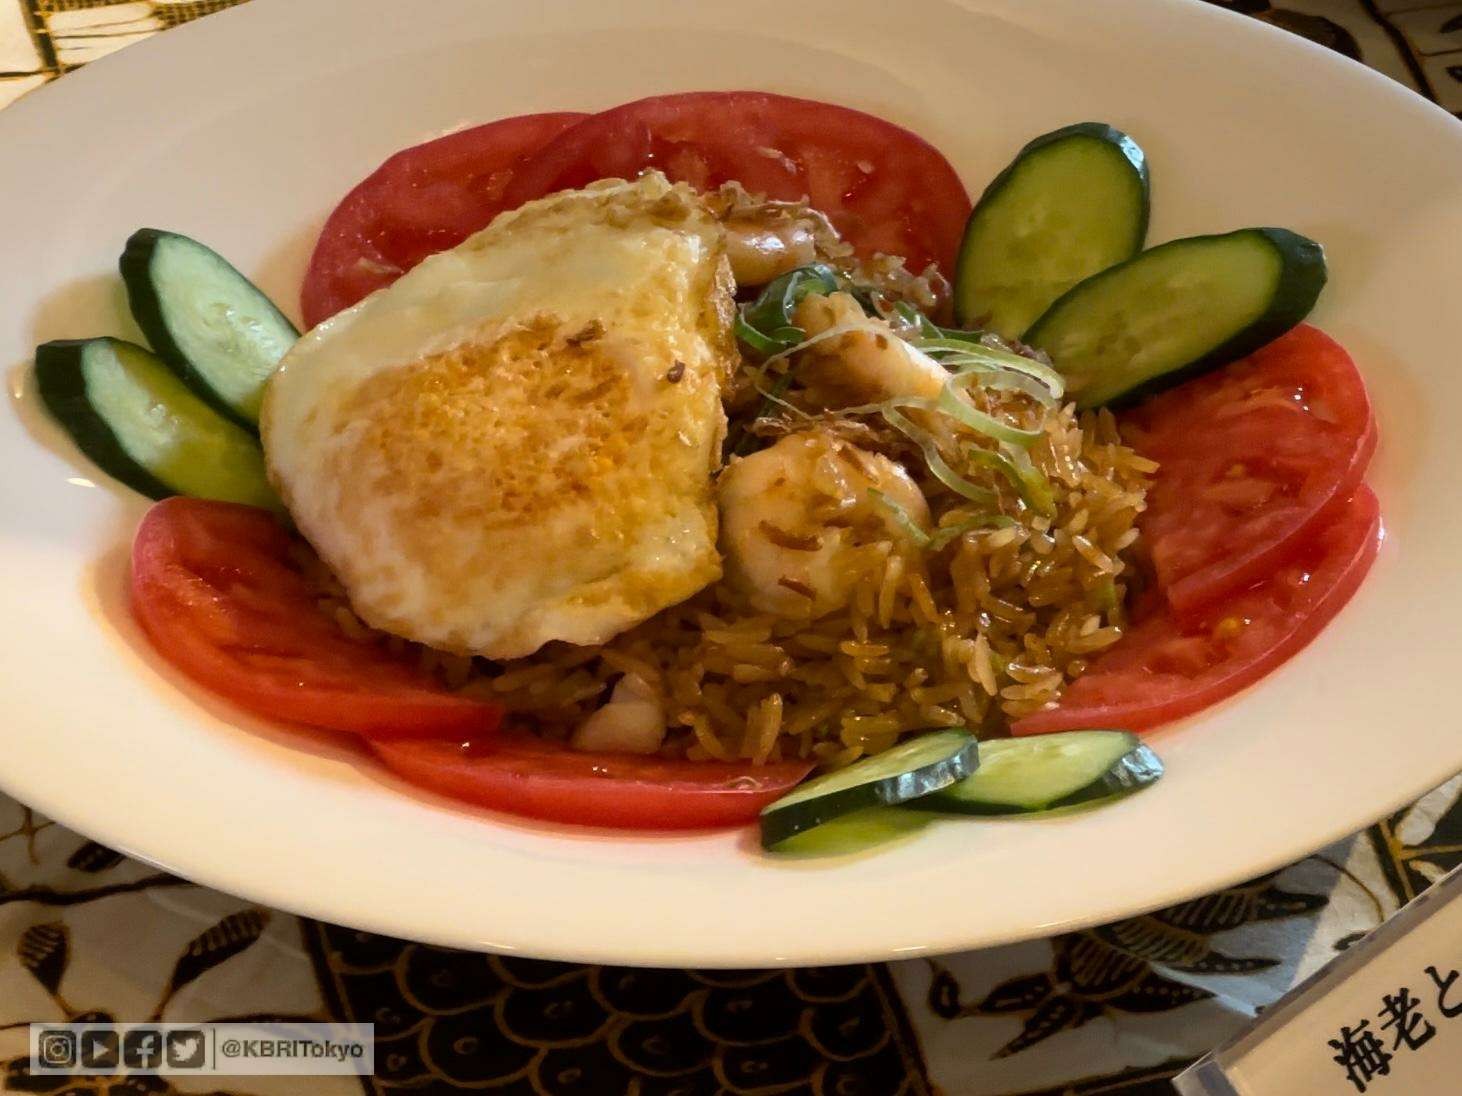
[123,1028,164,1070]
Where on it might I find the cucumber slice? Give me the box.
[121,229,298,428]
[759,728,977,849]
[914,730,1161,815]
[35,337,278,509]
[1025,227,1326,408]
[770,807,932,858]
[954,123,1148,338]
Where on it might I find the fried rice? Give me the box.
[303,185,1156,769]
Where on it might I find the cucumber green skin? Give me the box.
[35,338,178,501]
[954,122,1149,332]
[120,228,298,431]
[759,732,978,848]
[1026,227,1327,408]
[909,741,1163,816]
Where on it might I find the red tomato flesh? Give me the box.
[299,111,586,327]
[130,497,502,738]
[1012,485,1381,736]
[502,91,972,276]
[372,735,812,830]
[1122,325,1376,618]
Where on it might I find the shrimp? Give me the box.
[791,291,950,407]
[571,673,666,755]
[723,213,819,287]
[718,427,930,618]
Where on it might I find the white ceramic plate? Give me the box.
[2,0,1460,968]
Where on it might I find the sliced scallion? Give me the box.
[937,374,1045,448]
[882,407,1000,508]
[966,444,1058,517]
[919,338,1066,400]
[735,313,792,357]
[868,488,932,547]
[735,264,840,356]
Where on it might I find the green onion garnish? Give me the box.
[734,264,840,356]
[965,444,1057,518]
[867,488,932,547]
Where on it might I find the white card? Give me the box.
[1177,865,1462,1095]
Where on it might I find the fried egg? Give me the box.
[262,172,735,659]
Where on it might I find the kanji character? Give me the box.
[1425,965,1462,1019]
[1330,1019,1392,1093]
[1378,986,1436,1051]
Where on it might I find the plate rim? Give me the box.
[2,0,1461,967]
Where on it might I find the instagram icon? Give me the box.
[36,1030,76,1069]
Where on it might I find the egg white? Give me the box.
[262,173,735,658]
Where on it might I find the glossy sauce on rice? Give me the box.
[305,183,1155,769]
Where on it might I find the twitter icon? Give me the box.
[165,1030,206,1069]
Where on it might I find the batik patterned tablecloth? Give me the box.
[2,3,1460,1094]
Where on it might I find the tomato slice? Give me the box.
[299,111,586,327]
[1122,325,1376,618]
[1011,486,1381,736]
[502,91,972,276]
[372,735,813,830]
[130,497,502,738]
